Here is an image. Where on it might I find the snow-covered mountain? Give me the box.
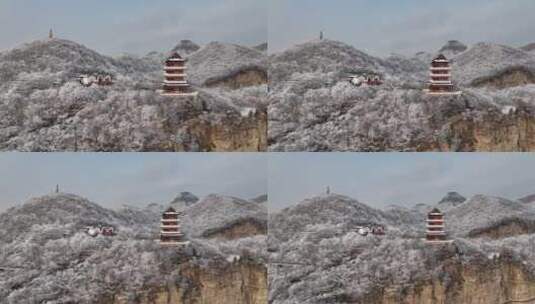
[171,39,200,56]
[269,192,535,303]
[187,41,267,88]
[183,194,267,239]
[0,192,267,303]
[0,38,267,152]
[269,194,422,247]
[447,194,535,238]
[438,40,468,58]
[250,193,267,204]
[253,42,268,53]
[453,42,535,85]
[436,191,466,211]
[268,39,535,152]
[521,43,535,52]
[519,193,535,204]
[168,191,199,211]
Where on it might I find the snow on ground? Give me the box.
[0,192,267,303]
[268,39,535,151]
[268,192,535,303]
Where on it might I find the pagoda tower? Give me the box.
[426,208,447,242]
[160,207,188,245]
[427,54,461,95]
[161,52,195,96]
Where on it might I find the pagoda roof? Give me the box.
[432,54,449,62]
[429,207,443,214]
[165,207,177,213]
[166,52,185,61]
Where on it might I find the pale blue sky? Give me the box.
[0,153,266,212]
[269,153,535,210]
[0,0,267,55]
[269,0,535,55]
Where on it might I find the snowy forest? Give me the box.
[268,39,535,152]
[268,192,535,303]
[0,38,267,151]
[0,191,268,303]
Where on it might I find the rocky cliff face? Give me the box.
[108,261,267,304]
[173,109,267,152]
[367,260,535,304]
[438,107,535,151]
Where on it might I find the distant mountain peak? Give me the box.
[169,191,199,211]
[520,43,535,52]
[438,40,468,55]
[438,191,466,205]
[518,194,535,204]
[171,39,200,56]
[250,194,267,204]
[253,42,267,52]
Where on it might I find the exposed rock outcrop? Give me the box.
[108,261,267,304]
[367,259,535,304]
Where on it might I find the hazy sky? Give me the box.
[268,153,535,211]
[0,153,266,212]
[0,0,267,55]
[269,0,535,55]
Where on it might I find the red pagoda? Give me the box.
[161,52,196,96]
[426,208,448,242]
[426,54,461,95]
[160,207,188,245]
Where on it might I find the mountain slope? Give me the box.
[437,191,466,211]
[0,38,267,152]
[447,195,535,238]
[0,193,267,303]
[171,39,200,56]
[168,191,199,211]
[268,39,535,152]
[269,193,535,303]
[184,194,267,239]
[269,194,387,241]
[187,42,267,89]
[454,42,535,86]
